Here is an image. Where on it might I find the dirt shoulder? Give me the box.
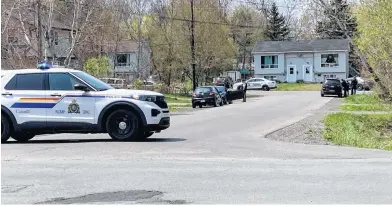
[265,98,343,145]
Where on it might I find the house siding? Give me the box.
[253,51,348,83]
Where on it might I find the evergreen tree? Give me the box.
[264,2,290,41]
[316,0,359,76]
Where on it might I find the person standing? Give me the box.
[341,79,349,97]
[351,77,358,95]
[242,81,248,102]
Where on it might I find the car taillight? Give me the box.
[210,92,215,95]
[192,93,196,97]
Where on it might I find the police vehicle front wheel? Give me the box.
[1,116,11,143]
[12,131,35,142]
[106,109,142,141]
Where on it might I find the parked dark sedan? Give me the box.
[321,78,343,97]
[192,86,223,108]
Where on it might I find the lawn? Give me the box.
[275,83,321,91]
[341,94,392,111]
[343,94,381,104]
[323,113,392,150]
[164,94,191,104]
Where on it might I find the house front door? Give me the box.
[287,65,296,83]
[303,65,313,82]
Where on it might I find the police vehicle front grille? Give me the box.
[154,96,168,109]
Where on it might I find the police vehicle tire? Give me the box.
[12,131,35,142]
[106,109,142,141]
[262,85,270,91]
[1,116,11,143]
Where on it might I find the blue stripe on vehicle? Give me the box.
[11,102,57,108]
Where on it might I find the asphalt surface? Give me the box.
[2,91,392,204]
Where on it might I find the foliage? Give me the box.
[230,6,264,70]
[324,113,392,151]
[133,79,144,90]
[264,2,290,41]
[355,0,392,100]
[83,56,110,78]
[316,0,359,74]
[144,0,236,87]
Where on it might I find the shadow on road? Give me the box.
[2,137,187,144]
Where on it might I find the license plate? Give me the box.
[200,100,205,103]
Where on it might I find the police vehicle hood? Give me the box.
[101,89,164,96]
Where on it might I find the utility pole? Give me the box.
[190,0,196,90]
[37,0,43,61]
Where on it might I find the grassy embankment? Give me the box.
[324,94,392,150]
[165,94,192,112]
[275,83,321,91]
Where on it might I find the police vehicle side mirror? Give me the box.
[74,84,90,92]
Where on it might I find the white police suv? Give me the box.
[1,64,170,143]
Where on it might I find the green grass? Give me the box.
[164,94,191,104]
[323,113,392,150]
[340,94,392,111]
[168,104,192,112]
[343,94,381,104]
[340,104,392,111]
[275,83,321,91]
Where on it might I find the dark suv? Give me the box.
[321,78,343,97]
[192,86,223,108]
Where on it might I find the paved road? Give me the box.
[2,91,392,204]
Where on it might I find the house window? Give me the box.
[289,68,294,74]
[263,76,276,80]
[261,56,278,69]
[321,54,339,67]
[116,54,128,66]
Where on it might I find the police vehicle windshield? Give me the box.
[71,72,114,91]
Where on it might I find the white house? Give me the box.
[251,39,350,83]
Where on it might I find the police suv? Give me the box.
[1,64,170,143]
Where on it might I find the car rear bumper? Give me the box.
[144,117,170,132]
[192,97,215,105]
[322,88,342,95]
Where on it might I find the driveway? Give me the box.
[2,91,392,204]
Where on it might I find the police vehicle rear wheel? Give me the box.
[12,131,35,142]
[106,109,142,141]
[1,116,11,143]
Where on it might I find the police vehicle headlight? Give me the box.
[131,94,156,102]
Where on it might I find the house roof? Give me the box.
[252,39,349,53]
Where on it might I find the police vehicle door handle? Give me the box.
[2,92,12,96]
[50,93,62,97]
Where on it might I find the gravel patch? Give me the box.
[265,98,343,145]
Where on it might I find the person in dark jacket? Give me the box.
[341,79,349,97]
[242,82,248,102]
[351,77,358,95]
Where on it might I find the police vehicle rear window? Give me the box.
[5,73,45,90]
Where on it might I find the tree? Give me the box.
[312,0,389,97]
[264,2,290,41]
[230,5,264,75]
[315,0,359,76]
[83,56,110,78]
[355,0,392,100]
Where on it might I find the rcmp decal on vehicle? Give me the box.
[68,99,80,114]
